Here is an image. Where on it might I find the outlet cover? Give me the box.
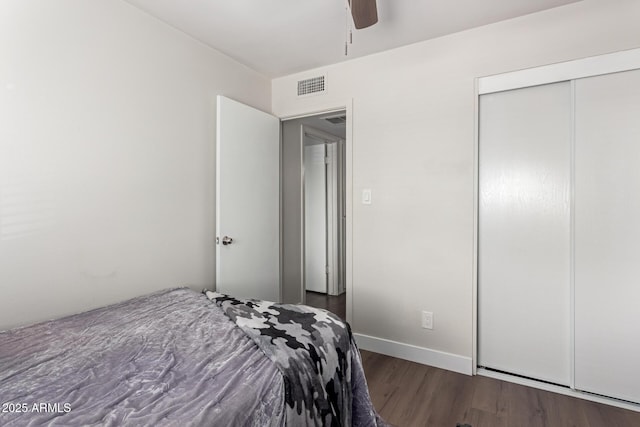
[421,311,433,330]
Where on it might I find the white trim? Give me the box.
[345,100,353,325]
[477,368,640,413]
[299,124,306,305]
[478,48,640,95]
[472,78,480,376]
[354,333,473,375]
[279,106,346,121]
[569,80,576,390]
[278,115,284,303]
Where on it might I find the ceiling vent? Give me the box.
[297,75,326,97]
[324,115,346,125]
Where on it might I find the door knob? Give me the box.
[222,236,233,246]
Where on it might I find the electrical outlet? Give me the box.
[421,311,433,330]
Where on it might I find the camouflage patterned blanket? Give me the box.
[205,291,380,427]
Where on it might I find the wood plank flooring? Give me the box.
[301,291,640,425]
[305,291,346,320]
[360,350,640,427]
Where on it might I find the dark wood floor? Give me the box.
[305,291,346,320]
[360,350,640,427]
[303,292,640,425]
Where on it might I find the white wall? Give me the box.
[0,0,270,330]
[272,0,640,371]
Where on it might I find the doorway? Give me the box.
[281,111,347,320]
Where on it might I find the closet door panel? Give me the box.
[574,69,640,404]
[479,82,571,385]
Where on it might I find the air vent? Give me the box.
[325,115,346,125]
[297,75,326,96]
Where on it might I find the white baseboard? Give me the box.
[353,333,473,375]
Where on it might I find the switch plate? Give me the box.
[421,311,433,330]
[362,189,372,205]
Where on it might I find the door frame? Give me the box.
[473,48,640,412]
[279,100,354,324]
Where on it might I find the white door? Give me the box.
[216,96,280,301]
[304,142,327,293]
[574,69,640,404]
[478,82,572,386]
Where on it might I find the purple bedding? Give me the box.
[0,289,284,426]
[0,288,383,426]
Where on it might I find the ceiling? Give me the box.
[123,0,580,78]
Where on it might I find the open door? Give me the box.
[216,96,280,301]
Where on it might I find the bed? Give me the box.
[0,288,386,426]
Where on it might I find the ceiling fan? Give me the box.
[348,0,378,29]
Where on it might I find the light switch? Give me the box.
[362,189,372,205]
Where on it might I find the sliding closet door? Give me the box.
[574,69,640,404]
[479,82,571,385]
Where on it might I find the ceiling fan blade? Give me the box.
[349,0,378,29]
